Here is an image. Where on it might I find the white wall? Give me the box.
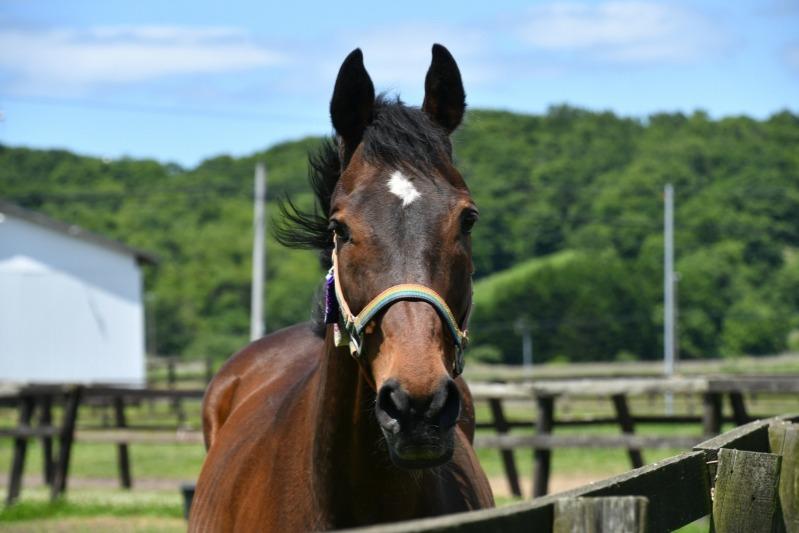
[0,214,145,385]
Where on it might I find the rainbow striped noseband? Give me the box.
[324,237,470,376]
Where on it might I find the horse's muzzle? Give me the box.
[375,377,460,468]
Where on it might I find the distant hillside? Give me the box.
[2,106,798,362]
[471,250,655,364]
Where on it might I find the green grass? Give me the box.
[0,397,206,480]
[0,400,205,482]
[475,421,705,481]
[0,487,183,523]
[2,353,797,529]
[0,440,205,480]
[0,421,707,484]
[673,518,710,533]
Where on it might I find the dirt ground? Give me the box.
[0,473,609,532]
[489,473,606,500]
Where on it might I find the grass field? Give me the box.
[3,354,798,531]
[0,413,720,531]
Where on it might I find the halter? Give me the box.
[324,236,470,376]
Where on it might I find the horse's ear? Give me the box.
[422,44,466,134]
[330,48,375,161]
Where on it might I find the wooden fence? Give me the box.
[341,414,799,532]
[470,375,799,498]
[146,356,214,388]
[2,375,798,516]
[0,384,203,504]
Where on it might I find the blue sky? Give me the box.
[1,0,797,167]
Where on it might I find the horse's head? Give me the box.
[328,45,475,468]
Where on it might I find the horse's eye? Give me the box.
[460,210,479,235]
[328,220,351,242]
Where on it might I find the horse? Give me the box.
[189,44,494,532]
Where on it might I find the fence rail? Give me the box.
[0,384,204,504]
[146,356,214,387]
[2,374,798,522]
[470,375,799,498]
[341,414,799,532]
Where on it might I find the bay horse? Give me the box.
[189,44,494,532]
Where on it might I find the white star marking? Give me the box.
[387,170,421,207]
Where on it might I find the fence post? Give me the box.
[728,392,749,426]
[51,386,82,500]
[488,398,522,498]
[167,357,176,388]
[6,396,35,505]
[533,394,555,497]
[39,395,54,486]
[167,357,185,423]
[554,496,648,533]
[769,420,798,532]
[611,394,644,468]
[113,395,132,489]
[702,392,723,436]
[712,448,782,533]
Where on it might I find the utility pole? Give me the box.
[514,317,533,370]
[522,328,533,369]
[663,184,676,413]
[250,162,267,341]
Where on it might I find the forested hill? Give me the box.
[2,106,798,363]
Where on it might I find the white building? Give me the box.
[0,201,155,385]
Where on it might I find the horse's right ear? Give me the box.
[330,49,375,162]
[422,44,465,134]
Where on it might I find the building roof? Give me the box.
[0,200,158,265]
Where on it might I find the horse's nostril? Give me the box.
[376,380,408,434]
[428,379,460,430]
[377,378,460,435]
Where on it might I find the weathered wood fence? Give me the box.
[3,375,798,515]
[341,414,799,532]
[470,376,799,498]
[146,356,214,388]
[0,384,203,504]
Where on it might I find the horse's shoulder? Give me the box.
[201,322,324,449]
[191,375,322,531]
[450,426,495,509]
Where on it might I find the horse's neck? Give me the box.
[310,333,434,525]
[311,335,372,480]
[311,335,378,486]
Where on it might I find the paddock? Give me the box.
[339,414,799,532]
[2,368,798,525]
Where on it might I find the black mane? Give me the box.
[274,95,453,265]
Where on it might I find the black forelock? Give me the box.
[362,94,453,174]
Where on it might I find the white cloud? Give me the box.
[784,43,799,73]
[518,1,729,64]
[0,25,285,95]
[86,26,249,41]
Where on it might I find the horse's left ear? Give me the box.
[422,44,466,134]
